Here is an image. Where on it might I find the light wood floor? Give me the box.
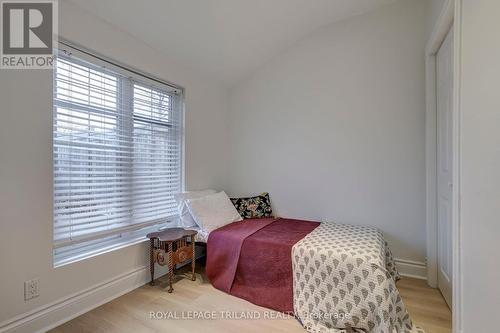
[50,265,451,333]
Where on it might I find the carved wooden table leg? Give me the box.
[191,235,196,281]
[167,242,174,293]
[149,238,155,286]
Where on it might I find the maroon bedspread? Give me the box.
[206,218,320,313]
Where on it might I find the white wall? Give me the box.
[227,0,428,264]
[0,1,229,329]
[459,0,500,331]
[427,0,446,36]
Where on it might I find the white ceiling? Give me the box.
[68,0,397,86]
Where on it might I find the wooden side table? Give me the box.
[147,228,197,293]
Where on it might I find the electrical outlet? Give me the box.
[24,278,40,301]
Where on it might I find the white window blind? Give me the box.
[53,45,183,266]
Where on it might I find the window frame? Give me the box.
[52,40,186,267]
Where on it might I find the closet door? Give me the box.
[436,26,453,309]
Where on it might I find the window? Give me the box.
[53,44,184,266]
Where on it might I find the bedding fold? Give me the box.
[206,217,278,293]
[206,218,320,312]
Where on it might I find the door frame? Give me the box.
[425,0,462,332]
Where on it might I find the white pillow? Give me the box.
[185,191,243,233]
[174,189,217,228]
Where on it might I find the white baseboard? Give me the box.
[0,246,206,333]
[0,265,160,333]
[395,258,427,280]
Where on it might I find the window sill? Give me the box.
[54,235,151,268]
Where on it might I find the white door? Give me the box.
[436,26,453,309]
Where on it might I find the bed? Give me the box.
[201,217,423,333]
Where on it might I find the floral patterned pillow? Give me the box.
[230,192,273,219]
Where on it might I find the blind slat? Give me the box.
[53,218,174,249]
[54,183,179,194]
[54,196,176,216]
[54,207,176,229]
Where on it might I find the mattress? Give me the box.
[205,218,419,333]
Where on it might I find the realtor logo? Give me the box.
[1,0,57,68]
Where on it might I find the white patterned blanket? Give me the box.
[292,222,423,333]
